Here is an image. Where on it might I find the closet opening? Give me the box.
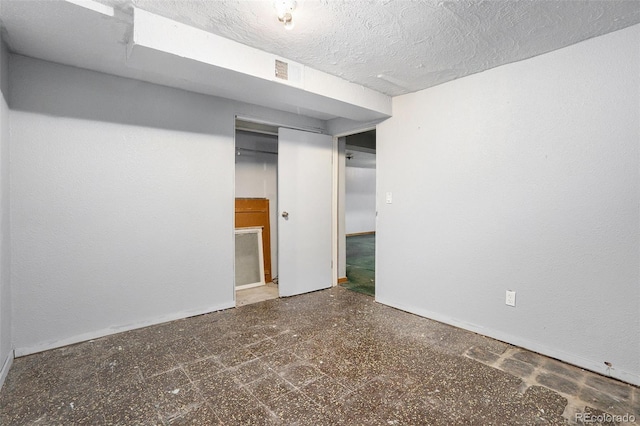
[234,119,279,306]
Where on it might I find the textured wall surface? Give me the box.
[377,24,640,385]
[9,55,325,355]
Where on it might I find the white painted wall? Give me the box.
[0,38,12,387]
[234,130,278,279]
[345,160,376,235]
[377,25,640,385]
[9,55,325,355]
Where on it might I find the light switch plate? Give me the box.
[386,192,393,204]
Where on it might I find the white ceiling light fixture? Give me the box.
[274,0,296,30]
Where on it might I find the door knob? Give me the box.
[282,211,289,219]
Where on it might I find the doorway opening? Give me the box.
[234,119,279,306]
[339,130,376,296]
[234,117,335,305]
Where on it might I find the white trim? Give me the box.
[235,115,324,135]
[14,301,235,357]
[376,296,640,386]
[334,127,377,291]
[0,350,14,391]
[235,282,266,291]
[333,125,377,139]
[65,0,115,16]
[331,136,339,286]
[327,117,386,138]
[236,127,278,137]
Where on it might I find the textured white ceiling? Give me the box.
[93,0,640,96]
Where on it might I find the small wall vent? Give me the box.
[275,60,288,81]
[274,58,304,87]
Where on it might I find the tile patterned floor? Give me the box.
[1,287,638,425]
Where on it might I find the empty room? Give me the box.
[0,0,638,424]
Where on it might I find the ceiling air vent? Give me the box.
[274,58,303,87]
[275,59,288,81]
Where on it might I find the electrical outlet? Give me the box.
[505,290,516,307]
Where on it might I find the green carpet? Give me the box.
[341,233,375,296]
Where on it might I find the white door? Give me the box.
[278,128,333,297]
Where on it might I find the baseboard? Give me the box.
[0,349,14,391]
[346,231,375,237]
[235,282,265,291]
[375,296,640,387]
[338,277,348,284]
[14,301,235,357]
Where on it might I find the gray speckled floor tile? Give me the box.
[200,336,242,357]
[181,356,224,383]
[263,389,326,424]
[258,349,300,373]
[216,347,258,368]
[278,361,324,387]
[0,395,51,425]
[218,405,280,426]
[466,345,501,365]
[352,374,413,408]
[512,348,545,366]
[230,358,271,384]
[383,389,453,426]
[330,392,390,425]
[244,370,296,403]
[585,375,633,401]
[198,370,264,421]
[522,385,568,414]
[1,286,637,425]
[151,382,206,422]
[167,337,212,365]
[165,403,222,425]
[268,329,306,348]
[500,357,536,378]
[579,385,636,417]
[537,372,580,395]
[246,337,281,358]
[135,344,180,379]
[299,374,352,407]
[544,358,586,381]
[100,376,150,407]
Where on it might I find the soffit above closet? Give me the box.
[2,1,638,121]
[93,0,640,96]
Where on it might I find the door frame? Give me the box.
[233,115,331,304]
[331,126,377,292]
[233,115,378,302]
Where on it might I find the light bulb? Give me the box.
[283,14,294,30]
[274,0,296,28]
